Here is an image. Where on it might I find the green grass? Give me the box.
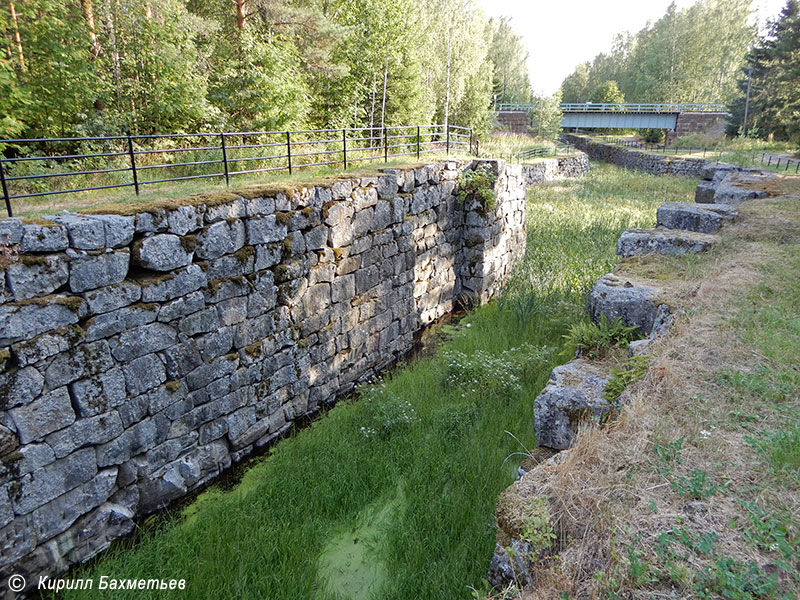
[58,162,684,600]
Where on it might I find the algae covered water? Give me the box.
[58,164,694,600]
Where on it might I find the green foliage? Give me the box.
[0,0,524,141]
[641,128,666,144]
[727,1,800,142]
[486,17,532,106]
[602,355,650,405]
[669,468,724,500]
[745,425,800,479]
[527,91,563,141]
[590,80,625,105]
[519,497,555,554]
[562,314,641,359]
[360,382,419,439]
[442,345,535,401]
[559,0,753,105]
[457,163,497,212]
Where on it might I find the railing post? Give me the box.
[469,129,474,156]
[286,131,292,174]
[127,134,139,196]
[446,125,450,156]
[384,127,388,163]
[417,126,420,160]
[0,157,12,218]
[220,132,230,186]
[342,129,347,170]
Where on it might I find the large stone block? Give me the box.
[69,249,130,293]
[133,234,193,272]
[44,340,115,389]
[533,359,612,450]
[0,297,85,346]
[109,322,178,362]
[83,281,142,315]
[0,219,23,245]
[30,468,117,543]
[69,368,127,418]
[195,219,246,260]
[0,366,45,410]
[45,412,124,459]
[246,215,286,244]
[85,302,158,342]
[617,227,719,257]
[122,353,167,396]
[9,387,75,444]
[5,255,69,301]
[96,416,169,467]
[140,264,207,302]
[11,448,97,515]
[587,273,665,335]
[20,223,69,252]
[656,202,737,234]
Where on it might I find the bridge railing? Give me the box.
[497,102,727,113]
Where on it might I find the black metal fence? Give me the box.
[0,124,475,217]
[495,144,577,164]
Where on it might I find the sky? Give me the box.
[475,0,788,96]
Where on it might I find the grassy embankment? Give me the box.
[56,163,695,600]
[497,177,800,599]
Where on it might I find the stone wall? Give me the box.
[495,111,531,134]
[521,154,589,185]
[0,160,526,588]
[563,134,710,178]
[666,111,729,144]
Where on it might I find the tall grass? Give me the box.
[59,163,693,600]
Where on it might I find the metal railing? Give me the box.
[0,124,475,217]
[497,102,727,113]
[494,144,578,163]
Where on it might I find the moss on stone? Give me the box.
[180,235,197,253]
[332,247,343,260]
[244,343,262,358]
[18,217,60,228]
[234,245,255,266]
[273,264,291,284]
[282,235,294,254]
[275,211,293,226]
[165,380,181,393]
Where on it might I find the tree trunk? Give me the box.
[105,0,122,112]
[369,72,377,149]
[80,0,101,58]
[8,0,25,70]
[234,0,247,29]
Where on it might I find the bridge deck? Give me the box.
[498,102,726,113]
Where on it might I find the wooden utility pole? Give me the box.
[742,67,752,137]
[8,0,25,70]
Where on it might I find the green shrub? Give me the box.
[457,163,497,214]
[641,128,666,144]
[603,355,650,405]
[563,314,641,359]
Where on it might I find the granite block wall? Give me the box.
[564,134,709,178]
[0,160,525,589]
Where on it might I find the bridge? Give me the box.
[496,103,729,140]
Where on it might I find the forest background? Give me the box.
[0,0,797,144]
